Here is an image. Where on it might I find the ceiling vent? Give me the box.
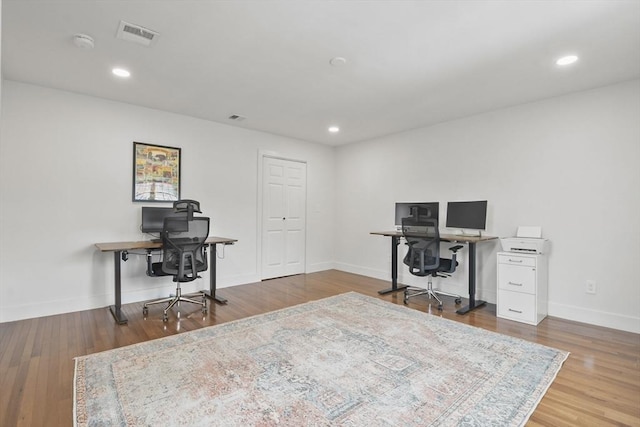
[228,114,247,121]
[116,20,159,46]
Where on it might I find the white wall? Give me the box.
[0,81,336,322]
[1,0,3,120]
[2,79,638,334]
[335,79,640,333]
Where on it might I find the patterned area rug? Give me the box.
[74,292,568,426]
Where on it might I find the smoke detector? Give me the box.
[228,114,247,121]
[330,57,347,67]
[73,34,95,49]
[116,20,159,46]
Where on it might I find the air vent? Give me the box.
[228,114,247,121]
[116,20,159,46]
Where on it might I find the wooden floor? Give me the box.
[1,270,639,426]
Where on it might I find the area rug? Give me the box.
[74,292,568,426]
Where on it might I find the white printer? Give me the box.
[500,226,548,254]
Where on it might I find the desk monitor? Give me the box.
[445,200,487,231]
[395,202,439,227]
[141,207,185,233]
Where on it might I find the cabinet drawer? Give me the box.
[497,290,536,324]
[498,264,536,294]
[498,254,535,267]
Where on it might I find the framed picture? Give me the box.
[132,142,181,202]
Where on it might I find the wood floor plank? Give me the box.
[0,270,638,426]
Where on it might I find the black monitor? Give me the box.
[395,202,439,227]
[141,207,185,233]
[445,200,488,230]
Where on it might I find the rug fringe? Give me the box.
[520,350,571,426]
[72,357,78,427]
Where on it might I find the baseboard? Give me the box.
[334,265,637,333]
[5,268,637,335]
[306,261,337,274]
[0,272,260,324]
[333,262,495,304]
[549,301,640,334]
[333,262,390,282]
[215,272,261,288]
[0,293,114,323]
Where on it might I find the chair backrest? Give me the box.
[161,216,210,281]
[402,215,441,275]
[173,199,202,221]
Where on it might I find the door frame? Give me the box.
[257,150,308,280]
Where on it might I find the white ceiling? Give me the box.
[2,0,639,146]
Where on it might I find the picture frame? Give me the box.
[132,142,181,202]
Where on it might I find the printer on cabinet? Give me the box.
[500,226,549,254]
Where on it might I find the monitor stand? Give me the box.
[455,230,482,237]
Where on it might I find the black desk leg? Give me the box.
[378,235,409,295]
[456,241,486,314]
[109,251,128,324]
[201,244,228,304]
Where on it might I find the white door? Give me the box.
[261,156,307,279]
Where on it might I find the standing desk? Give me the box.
[95,236,236,324]
[370,231,497,314]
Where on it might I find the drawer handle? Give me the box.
[508,281,523,286]
[508,308,523,314]
[508,259,523,263]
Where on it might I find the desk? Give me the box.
[95,236,236,324]
[371,231,497,314]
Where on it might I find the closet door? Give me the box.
[261,156,306,279]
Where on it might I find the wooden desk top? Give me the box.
[370,230,498,243]
[95,236,237,252]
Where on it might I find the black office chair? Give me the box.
[402,215,463,310]
[143,215,210,321]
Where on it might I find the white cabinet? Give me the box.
[497,252,548,325]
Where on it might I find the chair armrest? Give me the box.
[449,245,464,253]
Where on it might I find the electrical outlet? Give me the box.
[586,280,596,294]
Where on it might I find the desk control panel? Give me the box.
[496,252,548,325]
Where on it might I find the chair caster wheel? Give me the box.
[438,304,443,311]
[455,298,462,305]
[142,307,148,315]
[162,314,168,322]
[403,293,408,305]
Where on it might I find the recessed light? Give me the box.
[112,68,131,78]
[328,126,340,133]
[556,55,578,66]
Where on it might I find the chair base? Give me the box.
[143,285,207,322]
[403,278,462,311]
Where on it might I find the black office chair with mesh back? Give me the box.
[143,215,210,321]
[402,214,464,310]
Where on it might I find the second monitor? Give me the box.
[395,202,439,228]
[141,207,187,234]
[445,200,488,232]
